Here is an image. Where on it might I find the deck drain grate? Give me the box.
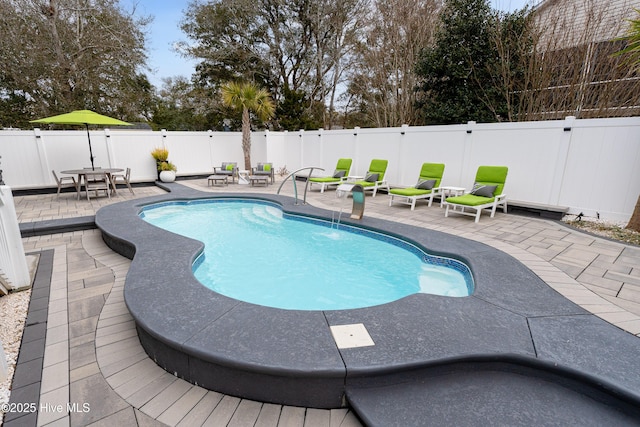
[330,323,375,349]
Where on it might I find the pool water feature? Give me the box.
[141,200,472,310]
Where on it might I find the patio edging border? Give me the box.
[19,216,96,238]
[3,249,54,427]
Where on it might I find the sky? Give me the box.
[133,0,537,88]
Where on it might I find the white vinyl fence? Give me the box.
[1,116,639,222]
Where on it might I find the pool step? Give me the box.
[346,363,640,426]
[240,205,282,226]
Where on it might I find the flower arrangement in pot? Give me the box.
[158,160,177,183]
[151,148,177,182]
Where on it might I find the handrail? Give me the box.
[277,166,324,205]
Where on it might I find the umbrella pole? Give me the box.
[85,124,95,170]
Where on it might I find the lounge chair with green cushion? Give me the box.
[309,158,352,193]
[444,165,509,223]
[388,163,445,210]
[353,159,389,197]
[213,162,238,183]
[251,162,275,184]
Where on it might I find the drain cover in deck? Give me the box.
[330,323,375,349]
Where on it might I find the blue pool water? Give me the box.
[141,199,473,310]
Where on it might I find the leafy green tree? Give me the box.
[221,81,275,169]
[179,0,273,91]
[151,77,224,131]
[0,74,30,128]
[0,0,151,124]
[180,0,365,129]
[275,88,322,131]
[414,0,502,124]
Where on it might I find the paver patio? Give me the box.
[5,176,640,426]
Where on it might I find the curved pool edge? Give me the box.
[95,186,640,412]
[346,357,640,426]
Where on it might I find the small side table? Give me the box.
[439,186,466,207]
[346,175,364,183]
[249,175,269,187]
[207,175,228,186]
[238,170,249,185]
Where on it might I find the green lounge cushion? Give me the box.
[420,163,445,179]
[263,164,271,171]
[446,194,495,206]
[309,158,351,183]
[445,166,507,214]
[475,166,508,196]
[476,165,508,183]
[335,158,352,172]
[354,159,387,188]
[390,187,432,196]
[370,159,388,173]
[310,176,341,183]
[368,159,388,180]
[226,164,234,171]
[388,163,444,198]
[404,163,445,191]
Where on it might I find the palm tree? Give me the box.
[617,13,640,232]
[221,81,275,170]
[617,13,640,66]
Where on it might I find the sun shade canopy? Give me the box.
[30,110,131,127]
[31,110,132,170]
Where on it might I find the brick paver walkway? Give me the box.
[7,177,640,426]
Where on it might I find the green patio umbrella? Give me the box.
[30,109,132,170]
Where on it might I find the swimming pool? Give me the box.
[98,189,638,410]
[141,199,473,310]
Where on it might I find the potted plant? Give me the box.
[159,161,177,183]
[151,148,170,180]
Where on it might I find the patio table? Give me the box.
[249,175,270,187]
[207,174,228,186]
[438,186,466,207]
[61,168,123,199]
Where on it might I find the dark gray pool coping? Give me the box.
[20,216,96,237]
[95,183,640,420]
